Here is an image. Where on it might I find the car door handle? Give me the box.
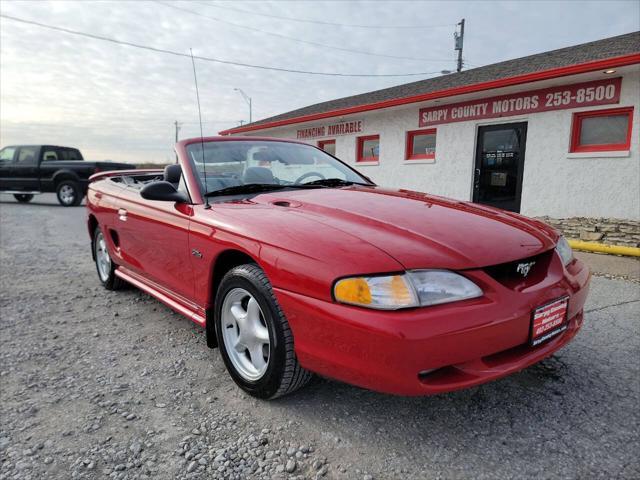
[118,208,128,221]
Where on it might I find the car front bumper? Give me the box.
[274,255,590,396]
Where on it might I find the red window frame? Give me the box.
[570,106,634,153]
[317,139,336,153]
[356,135,380,163]
[405,128,437,160]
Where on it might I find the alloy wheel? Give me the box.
[95,231,111,282]
[221,288,271,381]
[59,185,76,205]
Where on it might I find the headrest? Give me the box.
[164,164,182,184]
[253,150,278,163]
[243,166,275,184]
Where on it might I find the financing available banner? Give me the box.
[296,119,364,140]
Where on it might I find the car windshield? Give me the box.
[185,140,371,195]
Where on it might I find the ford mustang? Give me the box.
[86,136,590,399]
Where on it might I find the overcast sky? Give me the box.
[1,0,638,164]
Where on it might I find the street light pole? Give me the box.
[174,120,181,162]
[234,88,252,124]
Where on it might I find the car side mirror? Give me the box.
[140,181,188,203]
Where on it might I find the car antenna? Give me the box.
[190,48,210,209]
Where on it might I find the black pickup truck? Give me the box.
[0,145,132,206]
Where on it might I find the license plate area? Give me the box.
[530,297,569,347]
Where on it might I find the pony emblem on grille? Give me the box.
[516,261,536,277]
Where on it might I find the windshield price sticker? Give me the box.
[420,77,622,127]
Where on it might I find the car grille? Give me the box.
[483,249,554,288]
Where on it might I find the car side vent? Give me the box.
[109,229,120,248]
[272,201,291,207]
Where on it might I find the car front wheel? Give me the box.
[214,264,313,399]
[13,194,34,203]
[93,227,125,290]
[56,180,82,206]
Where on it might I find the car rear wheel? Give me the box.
[93,227,125,290]
[56,180,82,206]
[13,194,34,203]
[214,264,313,399]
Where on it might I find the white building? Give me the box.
[222,33,640,244]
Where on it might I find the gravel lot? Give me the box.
[1,194,639,480]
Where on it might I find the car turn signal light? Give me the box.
[334,275,417,310]
[334,270,483,310]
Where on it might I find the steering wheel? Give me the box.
[294,171,326,184]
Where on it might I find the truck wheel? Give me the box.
[93,227,125,290]
[13,194,34,203]
[214,264,313,399]
[56,180,82,206]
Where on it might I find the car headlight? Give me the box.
[556,236,573,266]
[333,270,482,310]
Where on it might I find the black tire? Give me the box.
[214,264,313,399]
[93,227,125,290]
[56,180,82,206]
[13,194,34,203]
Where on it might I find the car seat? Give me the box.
[243,167,275,184]
[164,164,182,188]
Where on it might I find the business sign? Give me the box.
[419,77,622,127]
[296,119,364,140]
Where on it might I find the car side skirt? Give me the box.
[2,190,42,195]
[115,266,206,326]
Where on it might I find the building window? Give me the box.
[356,135,380,163]
[318,139,336,156]
[406,129,437,160]
[570,107,633,152]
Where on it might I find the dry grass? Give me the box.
[135,163,170,170]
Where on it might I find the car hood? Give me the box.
[248,186,558,270]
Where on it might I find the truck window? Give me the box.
[16,147,38,165]
[0,147,16,162]
[57,148,83,160]
[42,150,58,161]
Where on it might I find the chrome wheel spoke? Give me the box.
[230,304,246,322]
[231,335,244,353]
[248,344,267,371]
[246,297,260,321]
[254,324,269,343]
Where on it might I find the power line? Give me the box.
[155,1,451,63]
[183,120,240,124]
[0,14,443,77]
[197,1,453,30]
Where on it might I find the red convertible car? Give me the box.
[87,136,590,399]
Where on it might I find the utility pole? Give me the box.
[455,18,465,73]
[174,120,181,162]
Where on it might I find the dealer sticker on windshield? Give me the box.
[530,297,569,346]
